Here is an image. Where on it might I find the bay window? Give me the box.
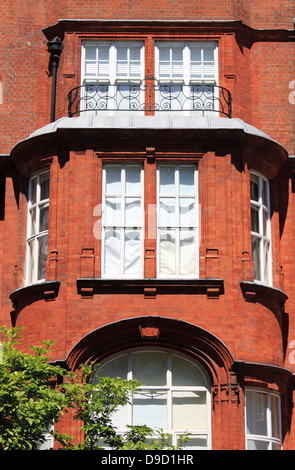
[250,172,272,285]
[25,171,50,284]
[245,389,282,450]
[93,349,211,450]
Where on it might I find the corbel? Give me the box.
[146,147,155,163]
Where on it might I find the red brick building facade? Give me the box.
[0,0,295,450]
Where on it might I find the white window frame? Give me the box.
[154,42,219,115]
[25,170,50,285]
[250,171,272,286]
[245,388,282,450]
[101,163,144,279]
[93,349,212,450]
[157,164,199,279]
[81,41,145,115]
[36,423,54,450]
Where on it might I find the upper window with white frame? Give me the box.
[26,171,50,285]
[245,389,282,450]
[155,42,218,83]
[154,42,218,115]
[92,349,211,450]
[81,41,145,114]
[77,40,223,116]
[250,172,272,286]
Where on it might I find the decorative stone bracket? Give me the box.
[212,382,240,408]
[240,281,288,311]
[9,281,60,326]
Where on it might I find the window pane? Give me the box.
[133,390,167,428]
[130,63,141,78]
[262,179,268,206]
[39,204,49,232]
[105,198,121,226]
[125,198,141,226]
[203,46,215,62]
[104,229,121,275]
[124,230,141,275]
[38,235,48,280]
[116,44,128,61]
[106,166,121,194]
[132,351,167,386]
[85,61,97,77]
[125,165,141,194]
[40,172,50,200]
[250,174,259,202]
[172,355,207,387]
[251,206,259,233]
[181,435,208,450]
[27,239,35,284]
[29,207,36,236]
[263,208,268,236]
[93,354,129,382]
[85,44,97,61]
[271,395,280,439]
[172,391,207,430]
[159,167,175,195]
[30,177,37,205]
[179,230,196,275]
[252,235,261,281]
[111,405,129,431]
[179,198,195,227]
[97,45,110,77]
[159,198,175,226]
[246,391,267,436]
[179,167,195,194]
[116,45,141,78]
[159,229,176,275]
[247,439,269,450]
[271,442,281,450]
[263,240,270,285]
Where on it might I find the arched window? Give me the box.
[92,349,211,449]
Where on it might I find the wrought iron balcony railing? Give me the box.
[68,76,232,118]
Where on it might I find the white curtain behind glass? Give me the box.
[102,164,143,278]
[158,165,198,277]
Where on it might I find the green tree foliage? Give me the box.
[0,327,190,450]
[0,327,66,450]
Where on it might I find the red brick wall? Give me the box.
[1,0,295,450]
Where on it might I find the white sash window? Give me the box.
[102,163,144,278]
[245,389,282,450]
[81,41,144,114]
[26,171,50,284]
[250,172,272,285]
[157,164,199,278]
[155,42,218,115]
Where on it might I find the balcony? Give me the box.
[68,76,232,118]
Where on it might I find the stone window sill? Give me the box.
[76,278,224,299]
